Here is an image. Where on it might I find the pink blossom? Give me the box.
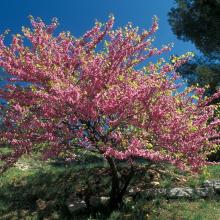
[0,16,219,173]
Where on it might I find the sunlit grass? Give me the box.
[1,153,220,219]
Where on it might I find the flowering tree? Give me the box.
[0,16,220,210]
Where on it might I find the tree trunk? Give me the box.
[106,157,134,211]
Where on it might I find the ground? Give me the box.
[1,152,220,219]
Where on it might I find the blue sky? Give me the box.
[0,0,198,85]
[0,0,198,54]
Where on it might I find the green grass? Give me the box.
[1,155,220,219]
[132,199,220,220]
[0,155,111,219]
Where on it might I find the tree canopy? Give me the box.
[168,0,220,97]
[1,16,220,209]
[168,0,220,59]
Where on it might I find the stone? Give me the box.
[89,196,110,208]
[36,199,47,210]
[156,188,167,196]
[15,161,30,171]
[128,187,141,196]
[67,200,87,214]
[167,187,194,199]
[124,196,133,204]
[195,187,213,198]
[141,188,166,199]
[151,181,160,187]
[213,180,220,193]
[100,196,110,206]
[141,189,156,198]
[203,180,214,188]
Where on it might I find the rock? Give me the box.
[175,177,187,183]
[89,196,110,208]
[141,189,155,198]
[67,200,87,214]
[167,187,194,199]
[15,162,30,171]
[151,181,160,187]
[156,188,167,196]
[203,180,214,188]
[195,187,213,198]
[128,187,141,196]
[147,169,161,181]
[36,199,47,210]
[213,180,220,188]
[141,188,166,199]
[124,196,133,204]
[100,196,110,206]
[213,180,220,193]
[202,180,220,195]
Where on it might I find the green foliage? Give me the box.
[168,0,220,58]
[168,0,220,100]
[177,57,220,97]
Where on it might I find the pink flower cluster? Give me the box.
[0,16,220,172]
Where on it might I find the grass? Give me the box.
[1,154,220,219]
[0,154,112,219]
[136,199,220,220]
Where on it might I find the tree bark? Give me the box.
[106,157,134,211]
[106,156,120,209]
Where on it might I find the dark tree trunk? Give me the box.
[106,157,134,211]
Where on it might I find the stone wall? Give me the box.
[67,179,220,214]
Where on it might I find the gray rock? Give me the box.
[141,189,156,198]
[213,180,220,193]
[203,180,214,188]
[128,187,141,196]
[137,188,167,199]
[124,196,133,204]
[195,187,213,198]
[89,196,110,208]
[167,187,194,199]
[202,179,220,193]
[151,181,160,187]
[67,200,87,214]
[100,196,110,206]
[156,188,167,196]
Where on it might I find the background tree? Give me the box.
[177,57,220,97]
[168,0,220,98]
[0,16,220,212]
